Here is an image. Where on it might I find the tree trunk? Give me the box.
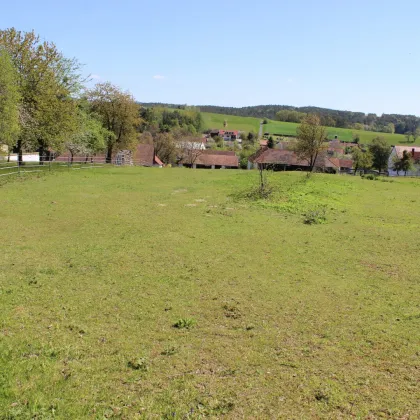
[70,152,74,164]
[17,139,23,165]
[106,145,113,163]
[38,143,45,165]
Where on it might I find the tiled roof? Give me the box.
[194,150,239,167]
[394,145,420,158]
[250,148,353,169]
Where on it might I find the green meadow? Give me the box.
[264,120,409,145]
[201,111,410,145]
[201,112,261,133]
[1,168,419,418]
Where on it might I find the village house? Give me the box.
[248,147,353,173]
[209,129,241,142]
[180,150,239,169]
[388,146,420,176]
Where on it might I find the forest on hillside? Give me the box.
[141,103,420,136]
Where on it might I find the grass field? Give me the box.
[1,168,420,418]
[201,112,261,133]
[264,120,409,145]
[201,111,410,145]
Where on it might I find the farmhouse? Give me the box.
[248,147,352,173]
[388,146,420,176]
[180,150,239,169]
[209,129,240,141]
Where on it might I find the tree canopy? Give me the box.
[294,114,327,172]
[86,82,141,162]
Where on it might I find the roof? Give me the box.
[135,144,155,166]
[193,150,239,167]
[251,149,307,166]
[250,148,354,169]
[339,159,353,169]
[394,145,420,158]
[154,155,163,166]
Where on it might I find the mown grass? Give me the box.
[201,112,261,133]
[179,109,410,145]
[264,119,409,145]
[1,167,419,418]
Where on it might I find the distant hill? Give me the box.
[140,102,420,135]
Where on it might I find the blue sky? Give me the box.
[1,0,420,115]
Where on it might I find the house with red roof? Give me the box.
[180,150,239,169]
[388,146,420,176]
[209,129,240,141]
[248,147,353,173]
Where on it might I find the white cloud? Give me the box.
[287,78,294,84]
[153,75,165,80]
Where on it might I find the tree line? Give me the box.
[0,28,202,165]
[142,102,420,137]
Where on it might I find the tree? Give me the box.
[368,137,391,173]
[153,132,176,164]
[223,119,228,128]
[405,131,412,143]
[0,49,20,153]
[352,147,373,175]
[87,82,141,162]
[65,106,110,163]
[267,136,274,148]
[213,135,224,148]
[413,128,420,144]
[393,150,413,176]
[294,114,327,172]
[179,142,203,168]
[385,123,395,134]
[0,28,82,163]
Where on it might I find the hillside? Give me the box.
[141,102,420,136]
[1,168,419,417]
[201,112,409,145]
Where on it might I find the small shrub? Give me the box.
[362,173,378,180]
[161,345,177,356]
[127,357,148,371]
[303,208,327,225]
[173,318,195,329]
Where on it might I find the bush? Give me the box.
[362,173,378,180]
[303,207,327,225]
[173,318,195,329]
[127,357,148,371]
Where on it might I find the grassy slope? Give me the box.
[1,168,419,418]
[201,112,261,133]
[201,111,409,145]
[263,120,408,145]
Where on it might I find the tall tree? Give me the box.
[0,49,20,153]
[368,137,391,173]
[0,28,81,162]
[352,147,373,175]
[65,105,110,163]
[392,150,414,176]
[294,114,327,172]
[87,82,141,162]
